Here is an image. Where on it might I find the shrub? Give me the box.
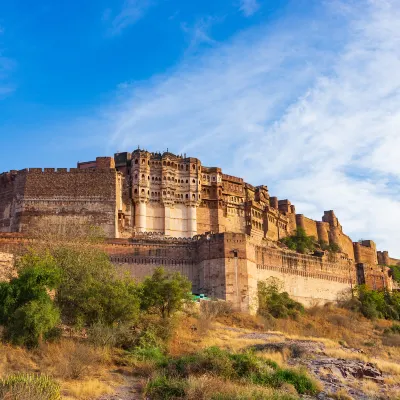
[141,268,193,318]
[144,375,187,399]
[0,374,61,400]
[157,347,318,396]
[5,299,60,348]
[258,278,304,319]
[341,285,400,321]
[0,252,61,347]
[54,247,140,327]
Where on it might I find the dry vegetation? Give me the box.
[1,302,400,399]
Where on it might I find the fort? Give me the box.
[0,149,398,311]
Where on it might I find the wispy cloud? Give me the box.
[103,0,154,36]
[58,0,400,257]
[181,17,219,52]
[239,0,260,17]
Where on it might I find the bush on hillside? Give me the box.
[258,278,304,319]
[0,252,61,347]
[142,347,319,398]
[341,285,400,321]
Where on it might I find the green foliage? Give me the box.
[6,300,60,348]
[341,285,400,321]
[258,278,304,319]
[0,252,60,347]
[155,347,318,396]
[144,375,187,399]
[389,265,400,283]
[53,247,140,327]
[280,228,316,254]
[141,267,193,318]
[0,373,61,400]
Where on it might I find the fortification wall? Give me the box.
[296,215,319,239]
[0,171,27,232]
[377,251,400,266]
[0,168,119,238]
[354,241,378,265]
[254,244,355,306]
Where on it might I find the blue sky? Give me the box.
[1,0,400,257]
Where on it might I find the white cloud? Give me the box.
[239,0,260,17]
[104,0,154,35]
[89,0,400,257]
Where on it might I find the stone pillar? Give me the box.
[164,204,171,236]
[187,205,197,237]
[135,201,147,232]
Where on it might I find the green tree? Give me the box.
[141,268,193,318]
[53,246,140,327]
[6,300,60,348]
[280,228,316,254]
[0,252,61,347]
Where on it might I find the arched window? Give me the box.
[192,164,195,170]
[186,194,189,199]
[141,189,145,193]
[152,177,154,181]
[142,159,145,164]
[163,161,166,166]
[192,179,195,184]
[148,176,150,180]
[186,179,188,183]
[135,159,138,164]
[163,176,166,180]
[141,174,145,179]
[167,161,170,166]
[134,188,138,194]
[186,165,189,171]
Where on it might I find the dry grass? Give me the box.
[35,341,110,380]
[62,379,114,399]
[0,340,118,400]
[255,350,286,366]
[373,358,400,377]
[328,388,354,400]
[185,374,297,400]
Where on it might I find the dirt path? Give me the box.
[98,373,142,400]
